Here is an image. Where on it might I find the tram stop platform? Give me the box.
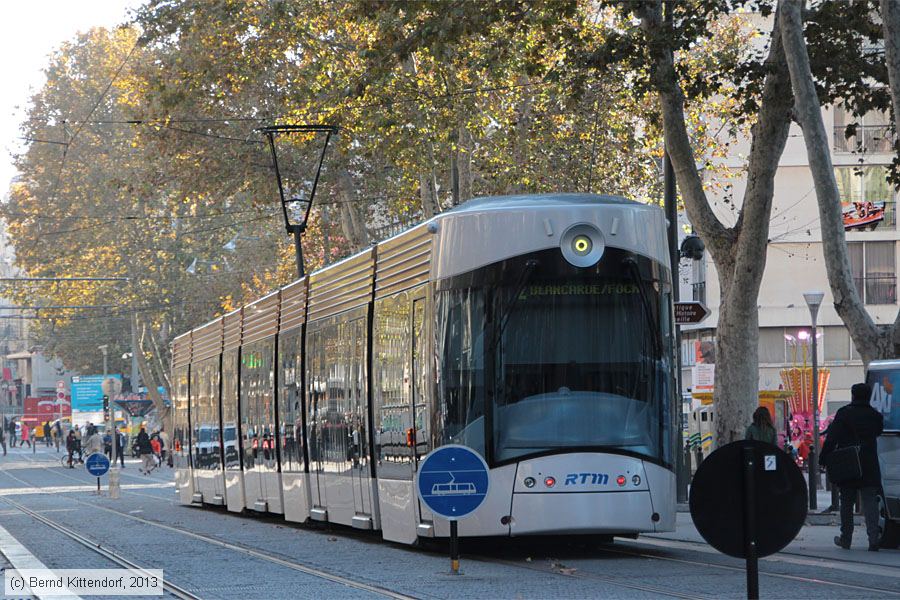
[678,489,863,525]
[658,502,896,568]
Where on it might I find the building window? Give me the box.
[759,328,786,364]
[849,241,897,304]
[835,166,897,229]
[823,326,851,362]
[681,333,697,367]
[691,259,706,304]
[834,104,896,154]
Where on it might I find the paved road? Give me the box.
[0,445,897,599]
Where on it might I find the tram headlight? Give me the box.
[544,476,556,488]
[632,475,641,486]
[524,477,536,488]
[616,475,626,487]
[560,224,605,267]
[572,235,593,256]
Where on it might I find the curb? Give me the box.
[805,512,863,526]
[679,504,863,526]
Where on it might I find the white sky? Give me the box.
[1,0,142,194]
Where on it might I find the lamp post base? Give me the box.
[109,468,120,499]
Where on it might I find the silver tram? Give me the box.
[172,194,677,544]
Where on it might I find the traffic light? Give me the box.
[102,395,110,418]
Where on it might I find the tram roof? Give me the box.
[445,193,641,213]
[174,193,651,350]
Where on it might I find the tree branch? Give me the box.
[636,1,733,264]
[779,0,881,361]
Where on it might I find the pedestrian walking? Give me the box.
[20,423,30,448]
[83,426,103,456]
[8,419,16,448]
[158,428,170,466]
[150,435,162,468]
[43,421,51,447]
[103,431,112,459]
[54,421,62,453]
[821,382,885,551]
[65,430,77,468]
[136,426,154,474]
[116,428,126,468]
[73,425,83,461]
[0,424,6,456]
[745,406,777,445]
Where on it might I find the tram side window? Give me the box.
[435,288,486,457]
[240,338,276,468]
[307,328,326,466]
[373,293,413,479]
[191,358,221,471]
[324,321,349,468]
[279,329,304,473]
[173,367,190,469]
[221,349,240,470]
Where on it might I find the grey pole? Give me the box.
[810,322,820,504]
[665,150,687,503]
[99,345,121,499]
[803,291,824,511]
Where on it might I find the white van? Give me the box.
[865,360,900,548]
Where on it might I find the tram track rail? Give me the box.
[0,493,201,600]
[4,454,899,598]
[0,465,417,600]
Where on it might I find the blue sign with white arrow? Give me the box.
[416,445,489,520]
[85,452,110,477]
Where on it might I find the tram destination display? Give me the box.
[689,440,807,599]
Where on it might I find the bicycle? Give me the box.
[60,453,84,468]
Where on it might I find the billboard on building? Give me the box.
[71,374,122,412]
[842,201,885,230]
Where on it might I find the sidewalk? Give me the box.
[658,510,899,568]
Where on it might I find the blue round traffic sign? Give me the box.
[85,452,110,477]
[416,445,489,519]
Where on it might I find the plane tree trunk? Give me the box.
[637,1,794,445]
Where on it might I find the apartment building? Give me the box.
[681,103,897,417]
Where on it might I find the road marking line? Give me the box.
[0,522,82,599]
[0,482,173,496]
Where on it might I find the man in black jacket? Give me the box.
[821,382,884,551]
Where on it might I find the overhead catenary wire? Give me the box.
[47,39,140,202]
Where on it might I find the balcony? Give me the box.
[834,125,897,154]
[853,275,897,305]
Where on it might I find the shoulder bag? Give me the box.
[826,420,863,485]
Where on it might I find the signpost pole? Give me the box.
[96,477,100,495]
[742,446,759,600]
[450,520,460,575]
[100,373,122,500]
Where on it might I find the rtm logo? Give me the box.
[565,473,609,485]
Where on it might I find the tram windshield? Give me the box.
[437,248,673,466]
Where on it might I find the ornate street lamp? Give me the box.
[803,290,825,510]
[258,125,338,279]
